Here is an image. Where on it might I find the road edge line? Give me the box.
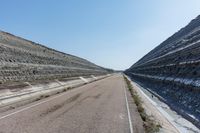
[124,87,134,133]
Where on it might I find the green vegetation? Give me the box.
[124,76,161,133]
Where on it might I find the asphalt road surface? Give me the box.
[0,74,144,133]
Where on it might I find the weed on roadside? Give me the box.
[124,76,161,133]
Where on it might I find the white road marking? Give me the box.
[24,82,33,87]
[0,86,83,120]
[119,113,125,120]
[124,87,134,133]
[91,75,97,80]
[79,77,88,83]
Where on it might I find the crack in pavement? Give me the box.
[55,93,102,119]
[39,93,81,117]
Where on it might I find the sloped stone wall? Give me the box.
[0,31,110,84]
[126,15,200,125]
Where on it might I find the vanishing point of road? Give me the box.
[0,74,144,133]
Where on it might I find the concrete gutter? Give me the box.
[0,74,110,111]
[125,75,200,133]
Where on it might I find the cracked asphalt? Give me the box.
[0,74,144,133]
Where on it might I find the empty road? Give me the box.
[0,74,144,133]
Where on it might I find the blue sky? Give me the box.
[1,0,200,70]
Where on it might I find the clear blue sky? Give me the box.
[0,0,200,70]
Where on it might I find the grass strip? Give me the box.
[124,76,161,133]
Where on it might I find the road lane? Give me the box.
[0,74,144,133]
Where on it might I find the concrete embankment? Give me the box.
[0,75,110,111]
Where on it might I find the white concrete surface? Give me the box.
[0,75,109,110]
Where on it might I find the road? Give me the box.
[0,74,144,133]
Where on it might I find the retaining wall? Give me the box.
[0,31,112,84]
[126,15,200,127]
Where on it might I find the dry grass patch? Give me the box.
[124,76,161,133]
